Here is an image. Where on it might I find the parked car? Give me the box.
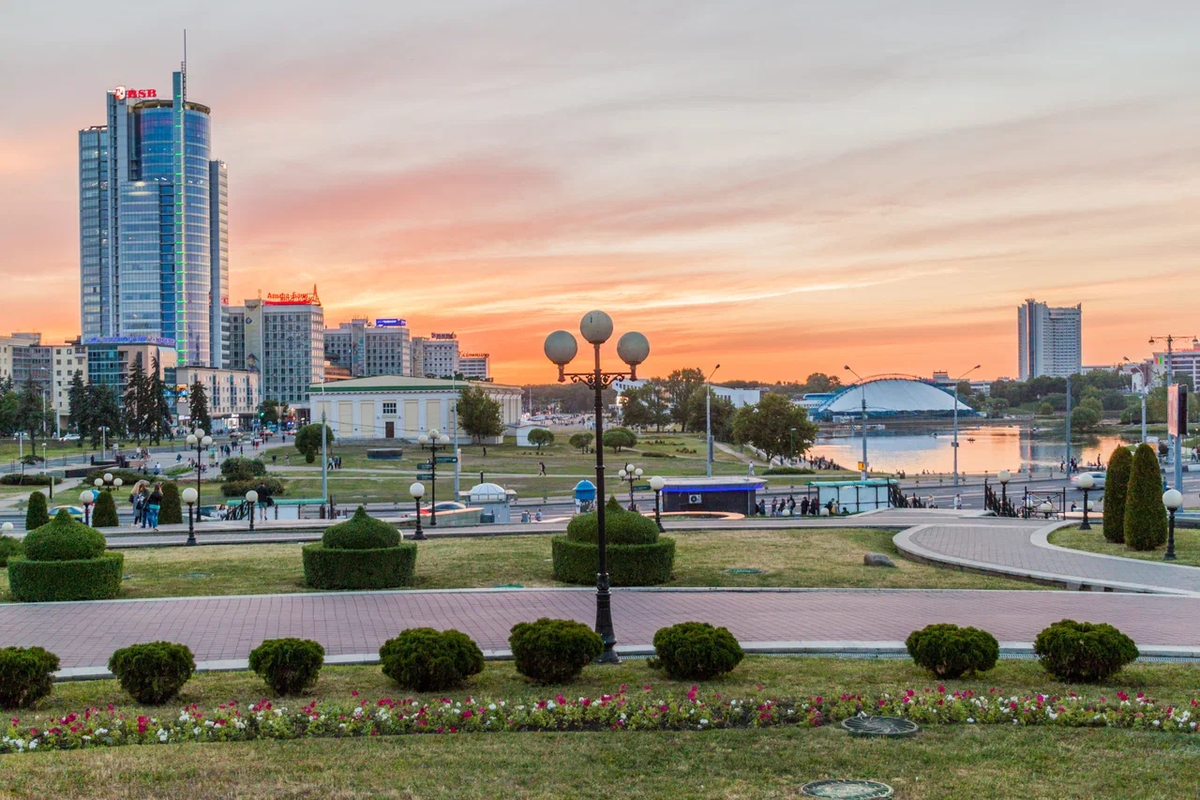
[1070,471,1106,490]
[419,501,467,515]
[58,433,80,442]
[49,505,85,521]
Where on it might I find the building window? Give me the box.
[383,401,397,415]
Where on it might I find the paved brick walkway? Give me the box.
[5,588,1200,670]
[896,522,1200,594]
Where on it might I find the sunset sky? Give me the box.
[3,1,1199,385]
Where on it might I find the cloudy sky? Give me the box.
[3,0,1199,383]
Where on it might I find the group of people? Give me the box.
[327,456,343,470]
[755,495,832,516]
[128,481,165,530]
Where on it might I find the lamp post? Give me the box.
[545,310,650,665]
[618,463,642,511]
[650,475,665,533]
[2,522,12,536]
[42,442,52,500]
[1163,489,1183,561]
[245,490,259,532]
[951,365,981,487]
[705,364,720,477]
[1148,335,1196,493]
[1077,472,1094,530]
[417,429,451,527]
[185,428,213,516]
[998,470,1011,516]
[844,365,869,480]
[182,487,198,546]
[80,489,94,526]
[410,482,426,540]
[1123,357,1150,443]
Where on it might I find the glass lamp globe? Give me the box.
[187,434,197,445]
[616,331,650,367]
[1077,473,1094,490]
[635,468,643,477]
[1,522,12,533]
[579,310,614,345]
[202,436,213,446]
[543,330,578,366]
[439,435,450,445]
[618,469,627,479]
[245,490,259,504]
[998,470,1011,484]
[114,478,123,488]
[428,428,440,439]
[194,428,205,439]
[80,490,94,505]
[182,487,198,504]
[94,478,103,487]
[410,482,425,499]
[104,473,113,483]
[1163,489,1184,510]
[418,434,429,445]
[649,476,665,491]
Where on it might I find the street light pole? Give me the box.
[844,365,868,480]
[418,429,451,527]
[705,364,720,477]
[545,312,649,665]
[1150,334,1197,492]
[650,475,665,533]
[410,482,426,540]
[1164,489,1183,561]
[182,487,198,546]
[951,365,981,487]
[1077,472,1094,530]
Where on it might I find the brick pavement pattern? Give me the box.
[5,588,1200,669]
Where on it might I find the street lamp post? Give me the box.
[1077,472,1094,530]
[185,428,213,516]
[1149,334,1197,492]
[951,365,981,487]
[410,482,426,540]
[998,469,1011,516]
[844,366,869,480]
[417,429,451,527]
[705,364,720,477]
[545,311,650,665]
[245,490,259,532]
[618,463,642,511]
[182,487,198,546]
[1163,489,1183,561]
[80,490,94,526]
[650,475,665,533]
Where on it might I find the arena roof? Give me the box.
[814,377,976,417]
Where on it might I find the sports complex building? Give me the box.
[805,376,979,421]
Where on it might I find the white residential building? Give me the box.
[1017,299,1082,379]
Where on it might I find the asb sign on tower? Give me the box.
[113,86,158,101]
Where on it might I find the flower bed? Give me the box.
[2,685,1198,754]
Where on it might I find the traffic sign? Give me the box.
[435,456,458,464]
[633,484,651,491]
[416,472,434,480]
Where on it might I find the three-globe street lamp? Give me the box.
[182,487,198,546]
[1077,473,1095,530]
[618,463,643,511]
[1163,489,1183,561]
[545,310,650,665]
[650,475,666,533]
[417,429,451,527]
[185,429,213,514]
[410,482,426,540]
[245,490,259,532]
[80,490,95,526]
[998,470,1011,516]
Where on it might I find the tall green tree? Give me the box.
[25,490,49,530]
[602,426,637,452]
[147,355,174,444]
[86,382,124,450]
[14,378,49,447]
[188,378,212,435]
[801,372,842,393]
[258,398,281,426]
[1102,445,1132,544]
[620,387,655,429]
[122,354,149,443]
[731,394,818,464]
[457,386,504,443]
[527,428,554,454]
[67,371,87,443]
[684,391,736,443]
[295,423,335,464]
[1123,443,1167,551]
[569,432,593,454]
[662,368,705,431]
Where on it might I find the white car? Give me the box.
[59,433,81,442]
[1071,471,1106,490]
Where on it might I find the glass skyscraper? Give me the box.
[78,65,228,368]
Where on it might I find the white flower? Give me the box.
[547,702,556,710]
[28,740,37,750]
[193,726,201,735]
[82,735,91,741]
[157,729,168,742]
[205,720,215,727]
[353,707,363,718]
[1152,720,1160,727]
[699,719,709,725]
[96,728,108,735]
[488,704,497,711]
[967,718,975,724]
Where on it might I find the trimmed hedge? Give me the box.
[652,622,744,680]
[248,638,325,695]
[509,618,603,684]
[0,474,61,486]
[762,466,815,476]
[302,543,417,590]
[0,646,59,709]
[25,491,49,530]
[323,507,401,549]
[1033,619,1138,683]
[565,497,660,545]
[905,623,999,679]
[1102,445,1132,544]
[219,457,267,481]
[379,629,484,691]
[220,477,286,499]
[0,536,22,567]
[8,553,124,602]
[107,642,195,705]
[91,490,119,527]
[158,483,182,525]
[84,469,145,486]
[22,509,106,561]
[1124,443,1167,551]
[551,537,675,586]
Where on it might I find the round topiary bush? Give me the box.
[509,618,603,684]
[1102,445,1132,544]
[322,506,401,549]
[25,491,49,531]
[905,623,999,679]
[1124,443,1167,551]
[652,621,744,680]
[552,497,675,586]
[379,628,484,691]
[248,638,325,695]
[1033,619,1139,683]
[107,641,196,704]
[0,646,60,709]
[302,507,417,590]
[0,535,21,567]
[8,509,123,602]
[91,490,119,528]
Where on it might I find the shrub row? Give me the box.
[0,474,61,486]
[8,509,123,602]
[220,477,286,499]
[550,538,675,586]
[761,466,815,476]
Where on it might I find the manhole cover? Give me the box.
[800,780,894,799]
[180,572,212,579]
[725,568,765,575]
[493,584,523,589]
[121,574,133,580]
[841,716,919,737]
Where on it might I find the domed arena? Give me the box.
[812,376,977,420]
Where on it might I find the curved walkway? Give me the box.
[895,519,1200,595]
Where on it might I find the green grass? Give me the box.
[1050,525,1200,568]
[7,658,1200,797]
[0,528,1037,601]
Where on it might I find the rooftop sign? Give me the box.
[430,332,456,340]
[265,289,321,306]
[375,318,406,327]
[113,86,158,101]
[84,336,176,347]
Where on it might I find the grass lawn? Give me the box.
[1050,525,1200,568]
[6,658,1200,798]
[0,528,1037,601]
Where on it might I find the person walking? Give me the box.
[953,493,962,510]
[800,496,810,516]
[538,461,546,476]
[147,483,163,531]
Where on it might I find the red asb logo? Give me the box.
[113,86,157,101]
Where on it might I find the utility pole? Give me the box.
[1064,374,1072,476]
[1150,334,1197,492]
[705,364,720,477]
[951,364,981,487]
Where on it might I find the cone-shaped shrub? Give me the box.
[1102,445,1132,543]
[25,491,49,531]
[91,490,119,528]
[158,483,182,525]
[1123,443,1167,551]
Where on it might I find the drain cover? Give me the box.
[121,574,133,580]
[841,716,919,737]
[493,584,523,589]
[800,780,894,798]
[180,572,212,579]
[725,568,765,575]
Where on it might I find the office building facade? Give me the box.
[176,366,260,428]
[227,289,324,406]
[1017,299,1082,380]
[78,67,228,368]
[412,333,460,379]
[458,353,491,381]
[324,318,411,378]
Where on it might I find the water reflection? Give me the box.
[812,423,1134,475]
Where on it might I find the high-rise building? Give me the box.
[227,288,324,406]
[78,63,228,368]
[458,353,491,381]
[1017,299,1081,380]
[324,317,411,378]
[411,333,460,379]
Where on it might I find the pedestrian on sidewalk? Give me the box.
[147,483,163,531]
[953,494,962,510]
